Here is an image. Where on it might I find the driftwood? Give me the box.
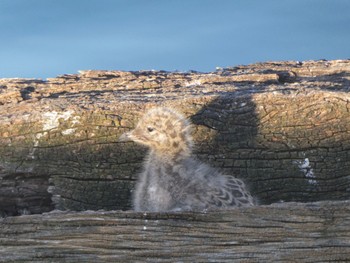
[1,200,350,262]
[0,60,350,261]
[1,59,350,214]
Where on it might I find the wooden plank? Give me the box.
[1,200,350,262]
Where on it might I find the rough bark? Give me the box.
[1,200,350,262]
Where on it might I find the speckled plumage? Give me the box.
[120,107,255,212]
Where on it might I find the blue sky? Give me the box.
[0,0,349,79]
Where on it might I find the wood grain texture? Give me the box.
[0,60,350,215]
[1,200,350,262]
[1,60,350,261]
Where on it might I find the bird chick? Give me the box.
[120,107,255,212]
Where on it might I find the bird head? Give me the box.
[120,107,193,158]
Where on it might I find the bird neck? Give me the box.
[148,147,191,164]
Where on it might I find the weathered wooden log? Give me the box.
[1,60,350,262]
[0,200,350,262]
[0,60,350,216]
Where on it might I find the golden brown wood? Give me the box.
[0,59,349,215]
[0,60,350,215]
[1,59,350,262]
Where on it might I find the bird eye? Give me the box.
[147,127,155,132]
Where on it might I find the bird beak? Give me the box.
[118,131,133,142]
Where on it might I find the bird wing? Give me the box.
[178,159,255,210]
[206,175,254,208]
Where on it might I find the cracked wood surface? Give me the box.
[1,60,350,262]
[0,60,350,216]
[0,200,350,262]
